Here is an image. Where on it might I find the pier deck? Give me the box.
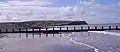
[0,26,120,33]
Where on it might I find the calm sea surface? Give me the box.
[1,24,120,52]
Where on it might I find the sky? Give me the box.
[0,0,120,24]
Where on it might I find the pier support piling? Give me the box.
[46,28,48,31]
[0,26,119,33]
[74,27,75,30]
[88,26,90,30]
[39,28,41,31]
[32,28,34,32]
[19,28,21,32]
[25,28,28,31]
[109,26,111,30]
[67,27,68,31]
[6,29,8,32]
[116,26,118,30]
[60,27,62,31]
[95,26,97,29]
[12,29,14,32]
[102,26,104,30]
[81,27,83,30]
[53,27,54,31]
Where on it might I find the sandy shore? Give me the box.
[71,32,120,52]
[1,31,120,52]
[0,21,120,52]
[0,33,94,52]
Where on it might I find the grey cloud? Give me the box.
[0,3,120,24]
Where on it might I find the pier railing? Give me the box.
[0,26,120,33]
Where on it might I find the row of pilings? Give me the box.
[0,26,119,33]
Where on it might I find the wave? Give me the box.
[66,32,99,52]
[89,31,120,36]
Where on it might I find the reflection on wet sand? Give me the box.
[0,32,95,52]
[0,33,7,38]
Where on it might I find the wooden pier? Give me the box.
[0,26,120,33]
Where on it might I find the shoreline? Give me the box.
[67,32,99,52]
[0,33,94,52]
[72,32,120,52]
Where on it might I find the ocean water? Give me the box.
[0,24,120,52]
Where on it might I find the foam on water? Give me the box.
[89,31,120,36]
[66,32,99,52]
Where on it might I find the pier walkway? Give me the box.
[0,26,120,33]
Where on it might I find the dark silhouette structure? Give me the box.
[0,26,119,33]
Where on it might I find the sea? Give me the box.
[0,24,120,52]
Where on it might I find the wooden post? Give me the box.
[25,28,27,31]
[60,27,61,31]
[102,26,104,30]
[46,28,48,31]
[74,27,75,30]
[39,28,41,31]
[32,28,34,31]
[53,27,54,31]
[81,27,83,30]
[12,28,14,32]
[88,26,90,30]
[6,29,8,32]
[19,28,21,32]
[67,27,68,31]
[95,26,97,29]
[116,26,118,29]
[109,26,111,30]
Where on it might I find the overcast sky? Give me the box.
[0,0,120,24]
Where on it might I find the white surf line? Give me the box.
[89,31,120,36]
[66,32,99,52]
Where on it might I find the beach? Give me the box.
[0,33,94,52]
[72,31,120,52]
[0,30,120,52]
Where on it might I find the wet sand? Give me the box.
[1,31,120,52]
[72,32,120,52]
[0,33,94,52]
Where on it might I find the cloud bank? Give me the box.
[0,0,120,24]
